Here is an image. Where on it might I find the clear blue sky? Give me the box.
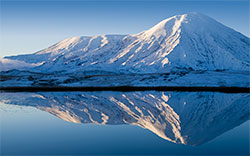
[0,0,249,57]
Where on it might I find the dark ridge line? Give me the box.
[0,86,249,93]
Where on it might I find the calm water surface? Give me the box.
[0,91,249,155]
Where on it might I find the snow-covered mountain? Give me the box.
[1,13,249,73]
[1,13,249,87]
[1,91,249,145]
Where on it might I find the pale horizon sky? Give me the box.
[0,0,249,58]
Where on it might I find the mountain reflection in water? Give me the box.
[1,91,249,146]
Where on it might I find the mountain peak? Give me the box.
[143,12,212,38]
[183,12,207,17]
[1,13,249,74]
[143,13,186,38]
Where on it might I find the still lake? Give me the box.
[1,91,249,155]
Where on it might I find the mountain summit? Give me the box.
[1,13,249,73]
[0,13,249,87]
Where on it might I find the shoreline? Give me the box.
[0,86,249,93]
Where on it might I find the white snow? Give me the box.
[0,58,43,71]
[0,13,249,87]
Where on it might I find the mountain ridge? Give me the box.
[0,13,249,88]
[1,12,249,73]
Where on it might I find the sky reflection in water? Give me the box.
[0,91,249,155]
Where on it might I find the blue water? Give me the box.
[0,91,249,155]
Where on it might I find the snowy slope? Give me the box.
[1,13,249,73]
[1,91,249,145]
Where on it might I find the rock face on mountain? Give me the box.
[1,91,249,145]
[1,13,249,73]
[0,13,249,87]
